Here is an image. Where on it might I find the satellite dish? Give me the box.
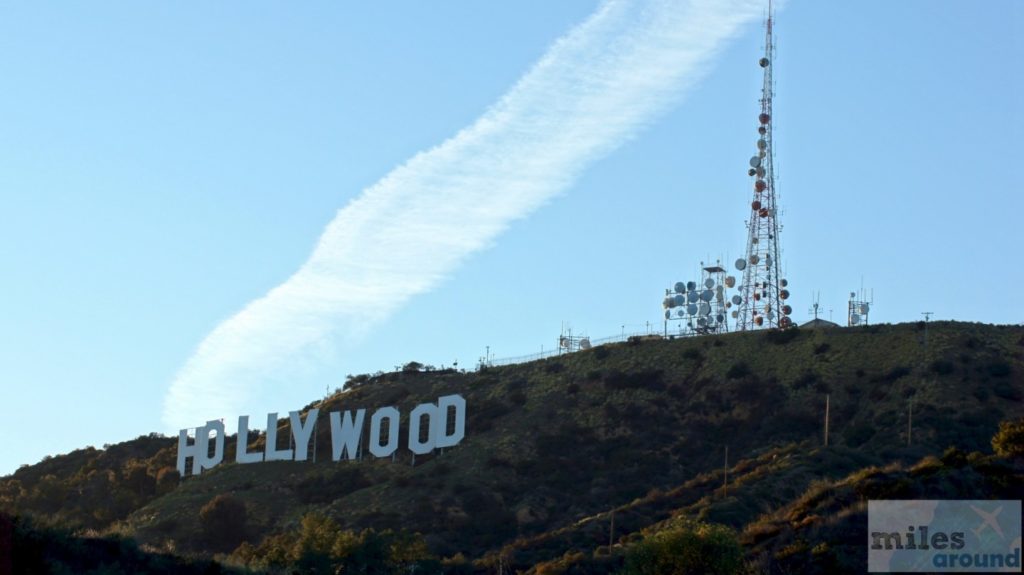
[687,281,697,292]
[699,302,711,316]
[687,291,699,303]
[580,338,591,350]
[687,303,698,315]
[704,278,715,289]
[697,317,707,327]
[732,295,743,305]
[765,254,772,266]
[861,303,870,314]
[851,313,861,325]
[716,314,724,323]
[780,278,788,287]
[766,310,775,320]
[677,310,686,318]
[735,258,747,271]
[663,297,675,308]
[700,290,713,302]
[850,292,856,298]
[749,254,760,265]
[757,139,767,150]
[755,180,767,192]
[674,294,686,307]
[725,302,732,308]
[731,311,739,319]
[749,156,761,168]
[725,275,736,288]
[756,166,765,178]
[664,310,671,319]
[674,282,685,294]
[782,305,792,315]
[780,289,790,300]
[748,168,757,177]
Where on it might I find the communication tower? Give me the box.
[848,288,873,326]
[663,261,735,335]
[734,1,792,330]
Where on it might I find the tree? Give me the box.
[622,521,742,575]
[199,494,248,551]
[992,417,1024,458]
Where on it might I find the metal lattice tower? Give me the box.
[735,2,791,330]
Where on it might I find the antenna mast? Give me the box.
[735,1,791,330]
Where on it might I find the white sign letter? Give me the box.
[408,402,439,455]
[369,406,399,458]
[330,409,365,461]
[235,415,263,464]
[289,409,318,462]
[265,412,294,462]
[177,427,203,476]
[435,394,466,449]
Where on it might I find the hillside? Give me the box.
[1,320,1022,573]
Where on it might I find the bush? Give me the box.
[621,521,742,575]
[199,494,248,551]
[594,346,611,360]
[726,362,750,380]
[992,417,1024,458]
[930,360,955,375]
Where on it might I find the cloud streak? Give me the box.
[163,0,765,428]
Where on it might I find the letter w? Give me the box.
[330,409,365,461]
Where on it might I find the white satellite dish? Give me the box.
[704,278,715,289]
[757,139,767,150]
[732,295,743,305]
[699,302,711,316]
[700,290,713,302]
[749,156,761,167]
[735,258,747,271]
[766,310,775,320]
[725,275,736,288]
[580,338,591,350]
[861,303,870,314]
[851,313,861,325]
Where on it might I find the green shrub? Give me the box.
[992,417,1024,458]
[621,521,741,575]
[199,494,248,551]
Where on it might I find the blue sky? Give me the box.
[1,1,1020,475]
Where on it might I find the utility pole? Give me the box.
[921,312,933,349]
[908,399,913,447]
[723,446,729,497]
[824,394,830,447]
[609,510,616,547]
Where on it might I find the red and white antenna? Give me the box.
[734,0,791,330]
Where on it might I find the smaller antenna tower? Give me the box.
[808,291,821,320]
[847,288,873,327]
[663,260,735,336]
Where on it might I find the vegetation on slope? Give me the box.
[0,321,1020,573]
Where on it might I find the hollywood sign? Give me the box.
[176,394,465,477]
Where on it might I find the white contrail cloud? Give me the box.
[163,0,766,429]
